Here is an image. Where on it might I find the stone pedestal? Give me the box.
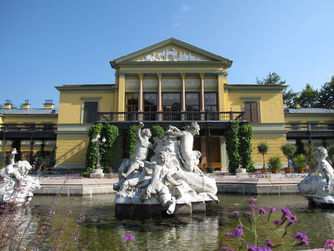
[90,168,104,178]
[236,168,247,174]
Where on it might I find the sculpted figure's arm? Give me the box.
[165,172,181,186]
[136,122,144,142]
[167,126,184,137]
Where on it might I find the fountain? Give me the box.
[113,122,218,217]
[298,146,334,207]
[0,148,41,207]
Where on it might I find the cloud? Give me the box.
[181,4,191,12]
[172,4,191,27]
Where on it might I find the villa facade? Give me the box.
[1,38,333,171]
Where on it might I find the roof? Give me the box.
[0,108,58,115]
[226,84,286,91]
[285,108,334,114]
[110,38,233,68]
[55,84,115,91]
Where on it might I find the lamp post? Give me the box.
[90,134,106,178]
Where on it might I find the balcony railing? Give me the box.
[286,123,334,132]
[96,111,245,122]
[0,123,57,132]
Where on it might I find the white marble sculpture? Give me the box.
[298,146,334,205]
[114,122,218,215]
[140,47,207,62]
[0,149,41,206]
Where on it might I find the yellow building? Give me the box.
[2,38,333,172]
[54,38,287,171]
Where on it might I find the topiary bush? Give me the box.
[293,154,307,173]
[281,143,296,168]
[239,124,254,172]
[226,121,240,174]
[268,156,281,172]
[84,123,119,176]
[257,142,269,169]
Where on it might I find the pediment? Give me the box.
[134,45,210,62]
[111,38,232,67]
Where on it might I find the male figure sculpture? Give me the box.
[167,122,202,173]
[121,122,153,179]
[313,147,334,193]
[141,151,181,214]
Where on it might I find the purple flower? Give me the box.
[294,232,309,246]
[268,206,276,213]
[247,197,255,204]
[246,211,252,216]
[265,238,274,247]
[124,233,134,242]
[290,214,297,222]
[273,220,280,226]
[249,204,257,209]
[232,211,239,216]
[224,232,234,240]
[258,208,266,215]
[220,247,229,250]
[324,240,334,249]
[246,245,272,251]
[280,207,291,216]
[233,228,243,238]
[237,224,243,229]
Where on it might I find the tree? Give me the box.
[238,124,254,172]
[281,143,296,168]
[257,142,268,169]
[256,72,286,85]
[297,83,318,108]
[226,121,240,174]
[283,88,298,108]
[316,76,334,108]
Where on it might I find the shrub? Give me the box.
[226,121,240,173]
[327,144,334,165]
[151,125,164,139]
[257,143,268,169]
[239,124,254,172]
[281,143,296,168]
[268,156,281,172]
[293,154,307,173]
[127,125,138,158]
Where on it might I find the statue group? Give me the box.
[298,146,334,206]
[0,149,40,207]
[113,122,218,215]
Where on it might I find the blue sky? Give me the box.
[1,0,333,108]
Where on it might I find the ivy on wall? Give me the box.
[127,125,138,158]
[225,121,240,174]
[239,124,254,172]
[84,123,119,176]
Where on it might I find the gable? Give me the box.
[110,38,232,68]
[134,45,210,62]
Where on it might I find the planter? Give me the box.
[272,169,279,174]
[261,168,268,174]
[284,167,292,174]
[296,169,304,173]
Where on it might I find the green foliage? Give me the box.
[297,83,318,108]
[84,123,119,176]
[151,125,164,139]
[327,144,334,165]
[257,142,268,169]
[281,143,296,168]
[256,72,286,85]
[283,88,298,108]
[316,76,334,108]
[293,154,307,172]
[226,121,240,174]
[268,156,281,172]
[239,124,254,172]
[0,152,4,168]
[307,143,318,170]
[296,139,305,155]
[127,125,138,158]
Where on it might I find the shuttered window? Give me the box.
[244,101,259,123]
[83,102,98,123]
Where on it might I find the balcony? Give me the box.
[96,111,245,131]
[0,123,57,140]
[286,122,334,139]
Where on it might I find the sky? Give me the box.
[1,0,334,108]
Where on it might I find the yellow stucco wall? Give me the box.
[251,135,287,166]
[285,113,334,123]
[3,114,57,124]
[58,91,117,124]
[227,90,285,123]
[55,136,89,166]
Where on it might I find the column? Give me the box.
[138,73,144,121]
[199,73,205,120]
[218,72,226,120]
[157,73,163,120]
[180,73,186,120]
[117,73,126,121]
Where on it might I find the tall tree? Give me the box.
[316,76,334,108]
[297,83,318,108]
[283,88,298,108]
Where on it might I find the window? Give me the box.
[307,121,319,130]
[186,93,200,120]
[126,93,138,120]
[144,93,157,120]
[83,102,98,123]
[204,93,217,111]
[290,122,301,131]
[163,93,181,120]
[244,101,259,123]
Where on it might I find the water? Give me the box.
[3,194,334,250]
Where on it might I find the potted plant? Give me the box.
[293,154,307,173]
[257,142,268,174]
[281,143,296,173]
[268,156,281,174]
